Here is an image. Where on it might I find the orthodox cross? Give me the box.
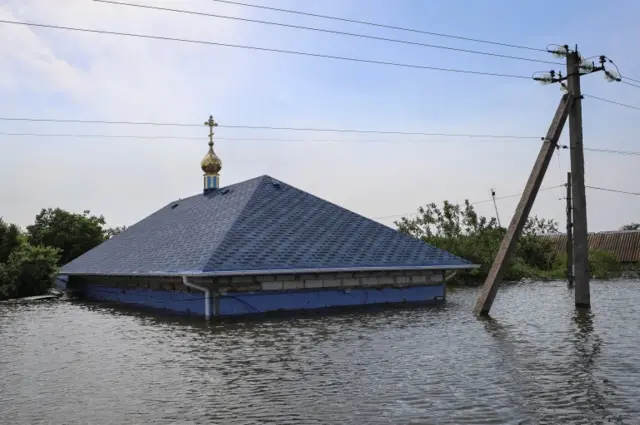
[204,115,218,147]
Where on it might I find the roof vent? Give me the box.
[221,188,230,195]
[170,203,179,210]
[271,179,281,188]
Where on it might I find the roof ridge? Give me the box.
[202,175,269,271]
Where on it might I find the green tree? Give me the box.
[26,208,107,265]
[396,200,499,239]
[517,216,559,270]
[396,200,560,282]
[0,243,60,300]
[0,218,22,264]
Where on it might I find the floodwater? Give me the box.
[1,281,639,424]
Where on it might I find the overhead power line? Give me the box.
[0,20,533,80]
[93,0,559,66]
[580,147,640,156]
[586,186,640,196]
[0,116,202,127]
[0,118,542,138]
[621,80,640,90]
[559,144,640,157]
[373,184,639,222]
[372,185,565,220]
[583,94,640,111]
[0,131,537,142]
[478,185,571,203]
[470,186,565,204]
[0,132,204,140]
[2,132,639,157]
[622,75,640,84]
[207,0,547,53]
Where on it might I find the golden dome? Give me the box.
[202,115,222,175]
[201,145,222,175]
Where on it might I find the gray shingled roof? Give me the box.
[61,175,475,276]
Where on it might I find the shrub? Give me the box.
[0,244,60,300]
[588,249,619,279]
[396,200,560,283]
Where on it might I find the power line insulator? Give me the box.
[547,44,569,58]
[579,61,596,73]
[604,70,621,82]
[533,73,555,84]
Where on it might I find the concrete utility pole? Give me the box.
[472,45,614,316]
[566,171,574,287]
[566,50,591,308]
[491,189,502,227]
[474,94,573,316]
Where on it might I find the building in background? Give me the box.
[60,116,477,319]
[539,230,640,263]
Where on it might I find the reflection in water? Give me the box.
[568,308,623,423]
[1,280,640,424]
[481,316,543,424]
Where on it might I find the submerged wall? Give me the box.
[83,284,206,316]
[69,270,446,318]
[218,285,444,316]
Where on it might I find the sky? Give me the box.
[1,0,639,232]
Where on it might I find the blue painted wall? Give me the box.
[80,284,445,318]
[83,285,206,316]
[55,275,68,291]
[219,285,445,316]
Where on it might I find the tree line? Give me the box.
[1,202,635,300]
[0,209,126,300]
[396,200,633,284]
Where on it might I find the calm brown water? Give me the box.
[1,280,639,424]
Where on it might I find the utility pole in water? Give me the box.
[564,48,591,307]
[547,46,619,306]
[545,46,615,306]
[473,44,620,316]
[566,172,574,287]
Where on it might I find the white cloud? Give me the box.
[0,0,278,226]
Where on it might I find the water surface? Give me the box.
[1,280,638,424]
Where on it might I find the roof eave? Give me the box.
[193,264,481,276]
[60,263,480,277]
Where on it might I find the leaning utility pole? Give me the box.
[565,49,590,307]
[473,94,573,316]
[566,171,574,287]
